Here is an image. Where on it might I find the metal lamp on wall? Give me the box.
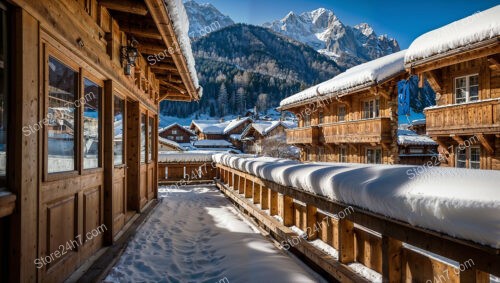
[121,38,138,75]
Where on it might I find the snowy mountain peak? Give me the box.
[264,8,400,68]
[354,23,375,37]
[184,0,235,38]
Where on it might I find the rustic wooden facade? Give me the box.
[240,122,288,154]
[159,123,195,143]
[0,0,199,281]
[282,77,402,164]
[408,38,500,170]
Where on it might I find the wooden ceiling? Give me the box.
[99,0,200,102]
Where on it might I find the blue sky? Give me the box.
[196,0,498,48]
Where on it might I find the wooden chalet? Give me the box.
[240,121,293,154]
[158,136,184,151]
[279,51,406,164]
[405,5,500,170]
[0,0,200,281]
[159,122,195,143]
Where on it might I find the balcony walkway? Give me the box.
[104,185,326,283]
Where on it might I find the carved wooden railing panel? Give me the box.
[426,100,500,135]
[321,118,392,144]
[286,126,319,145]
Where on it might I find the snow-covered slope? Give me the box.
[213,154,500,248]
[184,0,235,38]
[263,8,400,68]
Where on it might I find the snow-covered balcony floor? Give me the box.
[104,185,326,282]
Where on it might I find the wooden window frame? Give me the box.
[113,93,126,168]
[454,74,479,104]
[147,114,155,164]
[140,111,147,164]
[366,147,382,164]
[339,146,347,163]
[362,98,380,120]
[43,45,81,181]
[455,147,467,168]
[81,71,104,174]
[338,105,346,122]
[469,146,480,169]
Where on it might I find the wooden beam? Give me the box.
[425,70,442,93]
[382,236,402,283]
[306,204,318,240]
[270,191,278,216]
[99,0,148,15]
[160,80,186,93]
[283,196,294,226]
[245,178,253,199]
[487,56,500,71]
[476,134,494,154]
[138,43,170,55]
[451,134,464,145]
[338,218,355,264]
[261,185,269,210]
[124,27,162,40]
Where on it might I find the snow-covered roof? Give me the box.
[280,50,406,108]
[191,118,252,135]
[158,136,184,151]
[229,134,242,141]
[193,139,233,147]
[163,0,202,97]
[410,119,426,126]
[405,5,500,64]
[397,129,437,146]
[158,151,214,162]
[159,123,195,135]
[213,153,500,248]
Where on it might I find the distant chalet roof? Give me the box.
[280,50,406,109]
[159,123,195,135]
[193,139,233,148]
[191,117,252,135]
[158,136,184,151]
[405,5,500,65]
[398,129,437,146]
[247,120,295,137]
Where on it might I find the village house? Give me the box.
[159,122,196,143]
[397,128,438,165]
[0,0,201,281]
[158,136,184,151]
[279,51,407,164]
[405,5,500,170]
[190,117,252,149]
[239,120,295,154]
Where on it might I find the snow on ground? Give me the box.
[213,154,500,248]
[405,5,500,64]
[105,185,325,283]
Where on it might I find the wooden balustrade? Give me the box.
[215,164,498,283]
[426,100,500,136]
[157,162,216,183]
[286,126,320,145]
[321,118,392,144]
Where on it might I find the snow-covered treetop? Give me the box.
[163,0,201,96]
[405,5,500,64]
[280,50,406,108]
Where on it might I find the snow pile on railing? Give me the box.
[213,153,500,248]
[405,5,500,64]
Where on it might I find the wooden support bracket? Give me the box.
[476,134,494,154]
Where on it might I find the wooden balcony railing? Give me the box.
[426,99,500,136]
[215,164,498,283]
[286,126,319,145]
[321,118,392,144]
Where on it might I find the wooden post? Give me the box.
[270,190,278,215]
[382,235,402,283]
[244,178,253,198]
[260,185,269,209]
[460,269,489,283]
[295,204,301,228]
[228,171,233,187]
[253,182,261,204]
[306,204,318,240]
[283,196,294,226]
[338,218,355,264]
[238,175,245,194]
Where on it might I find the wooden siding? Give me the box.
[321,118,392,144]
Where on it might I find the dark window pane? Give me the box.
[0,5,7,177]
[140,114,146,163]
[47,57,77,173]
[83,79,100,169]
[114,96,124,165]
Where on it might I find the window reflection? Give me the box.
[0,4,7,177]
[114,96,124,165]
[148,117,153,161]
[140,114,146,163]
[47,57,77,173]
[83,79,100,169]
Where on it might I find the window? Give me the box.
[366,148,382,164]
[47,57,78,173]
[455,74,479,104]
[167,136,174,140]
[140,114,146,163]
[113,96,124,166]
[171,130,177,135]
[304,113,311,127]
[456,148,467,168]
[176,136,183,141]
[340,147,347,163]
[362,99,380,119]
[148,117,154,162]
[338,105,346,122]
[409,147,424,154]
[0,3,7,178]
[470,147,480,169]
[318,111,324,124]
[318,147,324,162]
[83,79,101,169]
